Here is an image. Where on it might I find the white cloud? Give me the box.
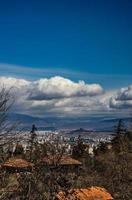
[0,76,131,117]
[110,85,132,109]
[0,76,104,116]
[0,76,30,112]
[28,76,103,100]
[0,76,29,89]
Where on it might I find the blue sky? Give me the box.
[0,0,132,118]
[0,0,132,79]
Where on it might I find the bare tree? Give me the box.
[0,87,18,161]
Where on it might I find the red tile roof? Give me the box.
[56,187,113,200]
[39,155,82,166]
[2,158,33,169]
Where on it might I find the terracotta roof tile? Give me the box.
[56,187,113,200]
[2,158,33,169]
[40,156,82,166]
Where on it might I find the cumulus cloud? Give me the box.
[0,76,131,117]
[0,76,29,89]
[110,85,132,109]
[28,76,103,100]
[0,77,31,113]
[0,76,103,99]
[0,76,105,116]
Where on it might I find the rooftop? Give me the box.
[56,187,113,200]
[2,158,33,170]
[39,155,82,166]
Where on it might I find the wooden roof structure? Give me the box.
[56,187,113,200]
[2,158,33,172]
[39,155,82,166]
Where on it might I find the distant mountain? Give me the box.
[69,128,90,134]
[7,113,132,131]
[8,113,56,131]
[9,113,42,123]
